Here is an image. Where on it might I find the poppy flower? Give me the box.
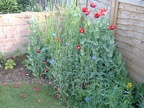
[100,8,107,16]
[14,84,19,88]
[85,10,90,15]
[81,7,88,12]
[21,94,25,99]
[21,72,25,78]
[94,13,100,18]
[36,49,40,53]
[38,99,41,103]
[90,2,97,8]
[79,28,85,33]
[34,86,38,91]
[55,94,59,99]
[56,38,60,42]
[76,45,81,50]
[109,25,116,30]
[45,68,49,72]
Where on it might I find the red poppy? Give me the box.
[85,10,90,15]
[90,2,97,8]
[21,94,25,99]
[56,38,60,42]
[45,68,49,72]
[94,13,100,18]
[34,86,38,91]
[79,28,85,33]
[21,72,25,78]
[109,25,116,30]
[55,94,59,99]
[14,84,19,88]
[36,49,40,53]
[76,45,81,50]
[81,7,88,12]
[100,8,107,16]
[38,99,41,103]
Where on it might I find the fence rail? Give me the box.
[110,0,144,83]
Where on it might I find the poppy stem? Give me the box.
[86,0,88,8]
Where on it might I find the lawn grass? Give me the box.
[0,83,66,108]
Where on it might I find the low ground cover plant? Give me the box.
[24,1,144,108]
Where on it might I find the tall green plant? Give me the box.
[25,2,136,108]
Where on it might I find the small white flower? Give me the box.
[52,33,56,37]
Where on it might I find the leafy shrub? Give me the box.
[5,59,16,69]
[0,0,19,14]
[16,0,30,12]
[133,83,144,107]
[25,3,137,108]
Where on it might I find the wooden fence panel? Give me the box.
[111,0,144,83]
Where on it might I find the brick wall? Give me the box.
[0,12,50,55]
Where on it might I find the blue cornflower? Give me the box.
[52,33,56,37]
[65,42,70,46]
[85,97,90,101]
[73,14,78,17]
[45,7,49,11]
[50,60,54,64]
[92,56,96,60]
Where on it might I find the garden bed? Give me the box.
[0,1,144,108]
[0,54,49,84]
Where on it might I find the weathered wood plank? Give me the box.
[110,0,116,24]
[119,2,144,14]
[123,58,144,83]
[116,41,144,59]
[94,0,111,5]
[117,18,144,28]
[117,24,144,34]
[118,0,144,7]
[115,34,144,52]
[116,28,144,40]
[127,67,144,84]
[117,9,144,21]
[117,47,144,70]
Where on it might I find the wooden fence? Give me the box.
[110,0,144,83]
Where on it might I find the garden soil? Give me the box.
[0,55,49,85]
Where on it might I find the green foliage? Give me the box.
[0,0,19,14]
[0,52,5,68]
[24,3,140,108]
[16,0,30,12]
[24,21,51,77]
[133,83,144,107]
[5,59,16,69]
